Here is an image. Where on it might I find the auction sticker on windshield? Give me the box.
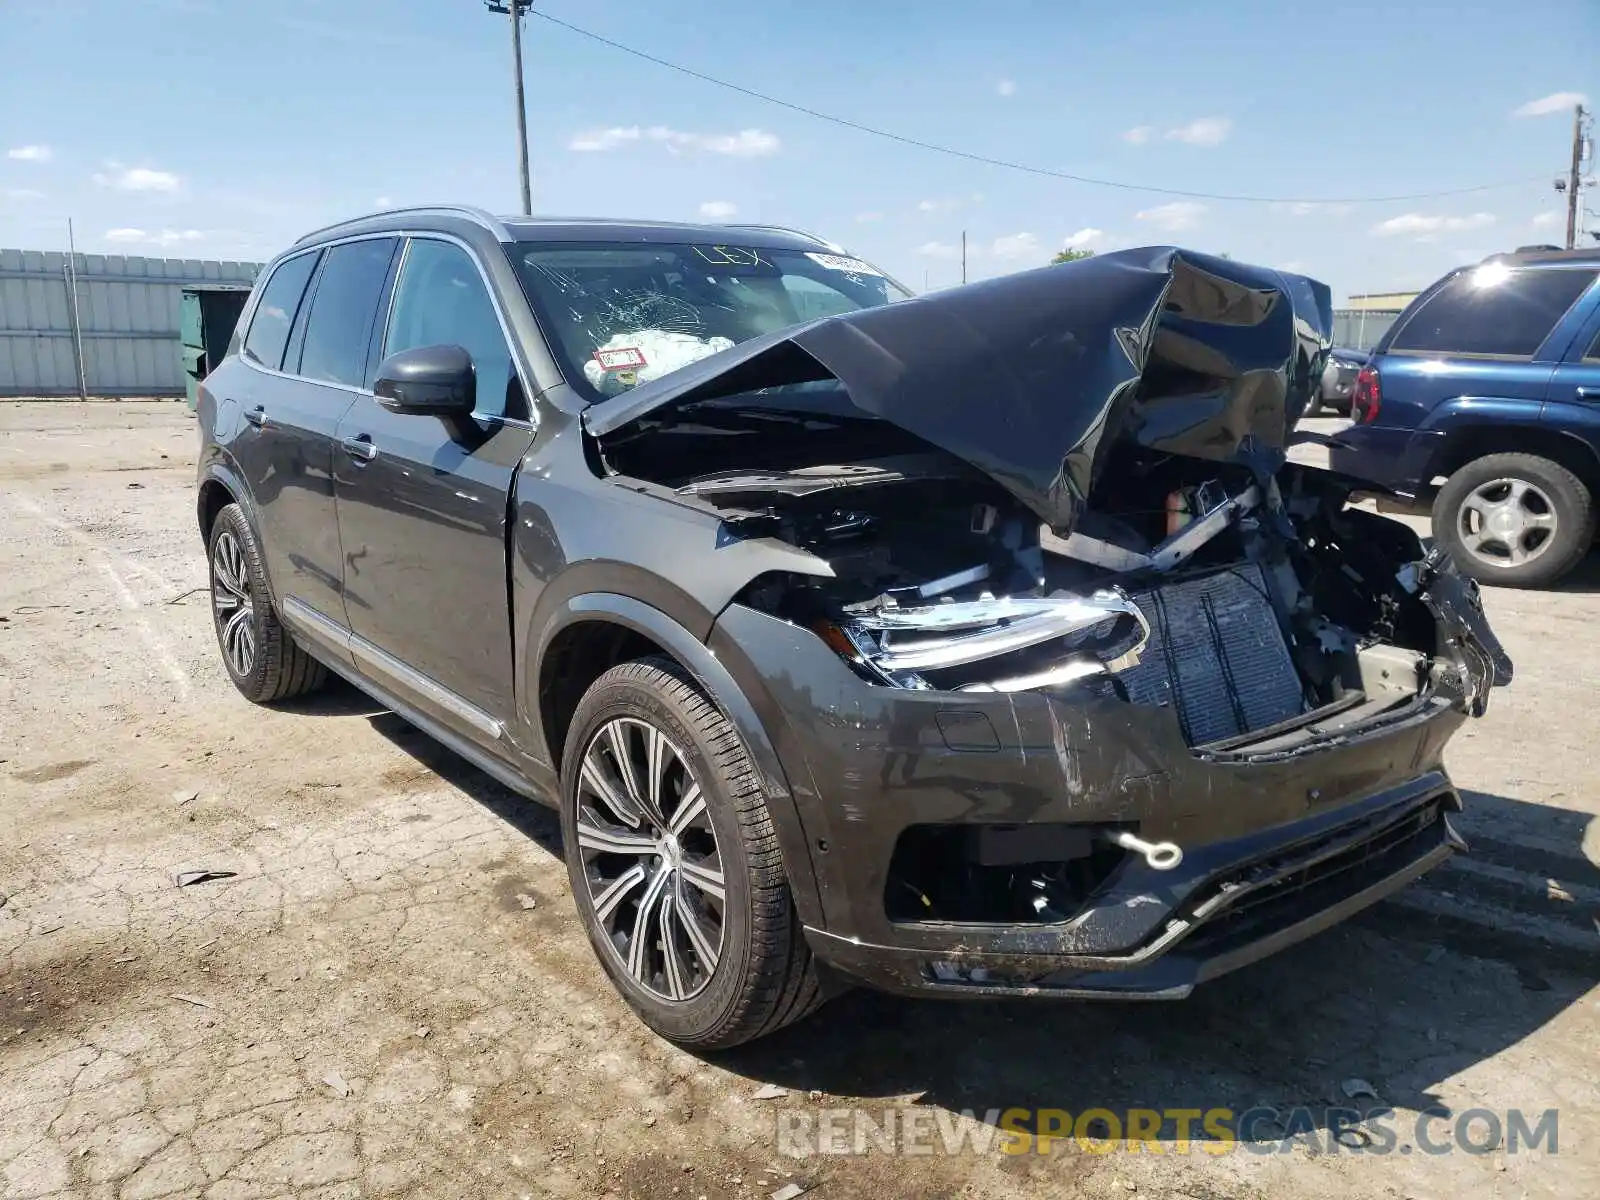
[806,252,883,277]
[593,346,648,372]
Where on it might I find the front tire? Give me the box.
[207,503,327,702]
[1432,453,1594,588]
[559,657,822,1049]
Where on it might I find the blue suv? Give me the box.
[1329,249,1600,587]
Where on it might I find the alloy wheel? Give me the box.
[575,716,725,1002]
[211,529,256,677]
[1457,477,1557,569]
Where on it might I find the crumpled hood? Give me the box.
[582,246,1332,533]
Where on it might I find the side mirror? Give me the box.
[373,344,476,415]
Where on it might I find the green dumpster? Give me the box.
[180,285,251,409]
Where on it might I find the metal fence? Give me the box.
[0,248,262,397]
[1333,308,1402,352]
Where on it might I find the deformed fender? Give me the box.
[529,592,826,931]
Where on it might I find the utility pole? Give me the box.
[961,230,967,285]
[1566,103,1589,250]
[485,1,533,215]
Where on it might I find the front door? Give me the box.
[332,236,535,748]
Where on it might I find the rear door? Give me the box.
[1376,267,1598,430]
[1543,284,1600,457]
[236,236,398,639]
[332,236,535,749]
[225,247,355,630]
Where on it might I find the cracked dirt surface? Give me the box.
[1,401,1597,1199]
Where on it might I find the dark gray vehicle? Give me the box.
[195,207,1510,1048]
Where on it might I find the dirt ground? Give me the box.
[1,400,1596,1200]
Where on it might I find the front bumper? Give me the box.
[805,777,1460,998]
[709,560,1503,1000]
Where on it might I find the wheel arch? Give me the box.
[1430,424,1600,497]
[530,592,825,930]
[197,462,281,605]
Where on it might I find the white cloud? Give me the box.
[5,187,46,201]
[373,196,395,208]
[854,211,882,223]
[103,227,206,247]
[918,198,955,213]
[1513,91,1589,118]
[1165,117,1232,147]
[996,78,1017,98]
[1532,211,1564,230]
[569,126,642,152]
[916,241,964,260]
[7,144,52,162]
[570,126,780,157]
[1136,201,1207,232]
[1269,201,1354,217]
[698,200,738,220]
[990,232,1040,260]
[93,162,181,192]
[1122,125,1154,145]
[1062,227,1104,250]
[1371,212,1496,238]
[681,128,780,156]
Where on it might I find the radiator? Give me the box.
[1114,564,1306,745]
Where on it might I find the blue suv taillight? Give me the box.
[1352,365,1382,424]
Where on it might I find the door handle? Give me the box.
[341,434,378,463]
[243,405,266,427]
[1576,386,1600,401]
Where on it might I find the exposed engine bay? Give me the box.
[600,410,1491,762]
[582,247,1510,770]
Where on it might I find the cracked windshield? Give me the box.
[515,242,908,398]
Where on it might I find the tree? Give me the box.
[1050,247,1095,265]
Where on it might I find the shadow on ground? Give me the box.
[365,700,1597,1145]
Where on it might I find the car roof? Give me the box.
[1481,246,1600,269]
[291,205,842,253]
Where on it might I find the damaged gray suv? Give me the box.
[194,207,1511,1047]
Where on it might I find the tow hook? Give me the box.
[1103,830,1185,871]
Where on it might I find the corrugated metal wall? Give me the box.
[1333,308,1402,352]
[0,248,262,397]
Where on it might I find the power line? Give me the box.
[531,11,1542,207]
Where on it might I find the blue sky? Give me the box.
[1,0,1594,302]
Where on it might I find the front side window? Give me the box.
[242,251,318,370]
[512,242,907,401]
[384,239,515,416]
[296,238,398,387]
[1390,266,1597,358]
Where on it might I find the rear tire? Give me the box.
[207,503,328,702]
[559,656,823,1049]
[1432,453,1594,588]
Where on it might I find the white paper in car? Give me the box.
[804,252,883,277]
[582,330,736,390]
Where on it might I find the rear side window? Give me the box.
[1390,267,1597,358]
[242,251,317,370]
[296,238,398,386]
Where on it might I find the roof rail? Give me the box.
[725,223,842,251]
[292,205,512,247]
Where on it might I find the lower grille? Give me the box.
[1184,799,1447,955]
[1114,564,1305,744]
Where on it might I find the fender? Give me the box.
[196,453,281,607]
[1420,404,1599,482]
[530,592,826,930]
